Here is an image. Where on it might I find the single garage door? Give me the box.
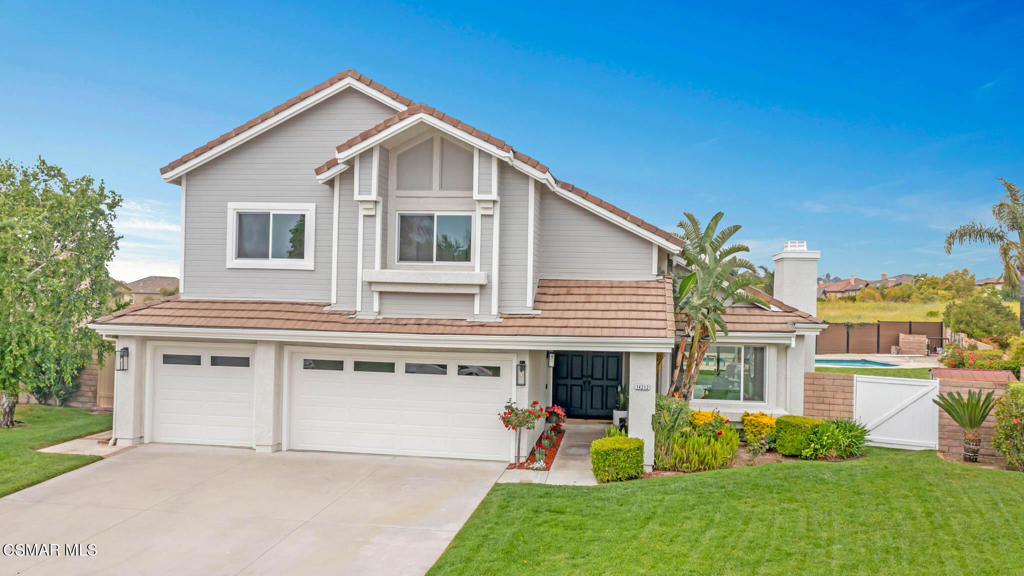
[151,346,255,447]
[287,351,514,460]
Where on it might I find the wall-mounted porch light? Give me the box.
[516,360,527,386]
[116,347,129,372]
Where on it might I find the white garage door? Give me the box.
[151,346,255,447]
[287,350,514,461]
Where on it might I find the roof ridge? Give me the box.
[160,69,413,176]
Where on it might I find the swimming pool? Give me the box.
[815,359,898,368]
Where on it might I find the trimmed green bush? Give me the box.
[801,419,868,460]
[590,437,644,483]
[775,415,822,456]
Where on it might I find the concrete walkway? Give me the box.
[37,431,130,458]
[498,422,604,486]
[2,443,505,576]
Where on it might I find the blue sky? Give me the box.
[1,1,1020,282]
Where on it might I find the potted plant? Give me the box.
[546,404,566,425]
[612,382,629,430]
[934,389,997,462]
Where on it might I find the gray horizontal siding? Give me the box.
[378,293,474,318]
[336,171,358,310]
[182,89,395,301]
[498,165,529,312]
[538,190,656,280]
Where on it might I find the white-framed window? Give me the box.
[693,345,766,402]
[226,202,315,270]
[396,211,473,264]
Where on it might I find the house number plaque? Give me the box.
[633,383,652,391]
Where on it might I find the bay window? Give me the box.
[694,345,766,402]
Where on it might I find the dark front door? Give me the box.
[553,352,623,419]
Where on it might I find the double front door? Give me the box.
[552,352,623,419]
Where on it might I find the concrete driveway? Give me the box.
[0,444,505,576]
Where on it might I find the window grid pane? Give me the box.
[271,213,305,259]
[398,214,435,262]
[236,213,270,259]
[405,363,448,375]
[458,365,501,377]
[211,356,250,368]
[435,215,471,262]
[303,359,344,371]
[162,354,201,366]
[354,361,396,373]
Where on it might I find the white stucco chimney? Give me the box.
[772,241,820,317]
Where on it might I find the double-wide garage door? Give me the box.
[287,351,514,460]
[149,345,514,461]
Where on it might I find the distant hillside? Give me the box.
[817,300,1019,323]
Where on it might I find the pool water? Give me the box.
[815,359,898,368]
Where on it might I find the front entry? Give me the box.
[552,352,623,419]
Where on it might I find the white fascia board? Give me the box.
[336,114,681,253]
[713,332,798,345]
[87,323,675,353]
[794,323,828,334]
[162,77,406,183]
[315,161,350,184]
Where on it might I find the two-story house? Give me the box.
[92,70,824,469]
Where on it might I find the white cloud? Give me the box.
[108,257,179,283]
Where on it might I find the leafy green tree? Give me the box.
[943,292,1019,348]
[884,282,915,302]
[939,269,976,300]
[945,178,1024,330]
[0,159,121,427]
[670,212,764,399]
[856,284,882,302]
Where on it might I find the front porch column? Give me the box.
[253,341,282,452]
[628,351,657,471]
[112,336,146,445]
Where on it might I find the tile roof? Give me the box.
[931,368,1017,382]
[160,70,413,176]
[92,278,676,340]
[315,103,684,248]
[819,277,869,294]
[673,286,823,334]
[124,275,179,294]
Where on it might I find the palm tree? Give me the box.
[670,212,764,399]
[945,178,1024,330]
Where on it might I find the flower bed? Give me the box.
[507,426,566,470]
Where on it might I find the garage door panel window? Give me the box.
[458,365,501,377]
[303,359,344,371]
[163,354,202,366]
[354,361,396,373]
[405,363,448,375]
[210,356,251,368]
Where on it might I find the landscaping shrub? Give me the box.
[590,437,644,483]
[741,411,776,443]
[604,425,628,438]
[775,415,822,456]
[690,410,719,427]
[801,419,868,460]
[943,292,1019,349]
[653,395,690,468]
[942,344,1017,372]
[668,427,739,472]
[992,383,1024,471]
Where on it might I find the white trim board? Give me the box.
[162,77,407,183]
[89,323,675,352]
[329,113,681,252]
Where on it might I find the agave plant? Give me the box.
[933,390,997,462]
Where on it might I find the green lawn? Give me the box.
[815,366,934,379]
[429,449,1024,575]
[0,405,112,498]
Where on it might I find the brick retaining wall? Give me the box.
[803,372,855,420]
[938,379,1008,462]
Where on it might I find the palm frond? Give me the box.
[944,221,1006,254]
[933,390,996,430]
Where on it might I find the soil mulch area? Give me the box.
[937,450,1011,470]
[507,428,565,470]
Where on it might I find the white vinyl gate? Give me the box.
[853,375,939,450]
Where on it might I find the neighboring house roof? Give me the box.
[124,276,179,294]
[160,70,413,177]
[315,102,685,249]
[977,276,1004,286]
[93,278,675,340]
[930,368,1017,382]
[868,273,915,288]
[819,277,869,294]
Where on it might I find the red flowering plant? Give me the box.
[545,405,567,425]
[499,400,547,464]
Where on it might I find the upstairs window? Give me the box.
[226,203,315,270]
[397,212,472,263]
